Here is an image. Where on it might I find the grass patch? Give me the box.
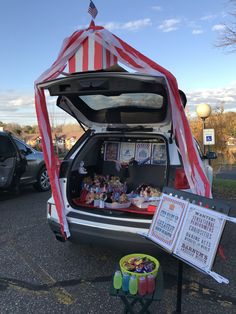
[212,178,236,199]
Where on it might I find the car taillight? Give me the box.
[174,168,190,189]
[146,205,156,214]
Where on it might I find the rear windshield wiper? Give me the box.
[106,126,153,132]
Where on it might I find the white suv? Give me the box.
[41,70,215,250]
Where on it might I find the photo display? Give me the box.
[104,141,167,165]
[104,142,120,161]
[151,143,167,164]
[135,143,151,164]
[119,142,136,163]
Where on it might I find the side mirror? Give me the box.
[20,147,31,156]
[20,149,27,156]
[205,151,217,160]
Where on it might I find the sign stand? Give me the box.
[175,260,183,313]
[144,187,231,314]
[164,187,230,314]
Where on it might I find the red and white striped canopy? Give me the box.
[34,21,211,238]
[68,30,117,72]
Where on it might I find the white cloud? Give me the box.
[158,19,181,32]
[77,19,152,32]
[0,90,69,125]
[186,20,200,29]
[151,6,162,11]
[103,22,118,31]
[201,14,217,21]
[104,18,152,31]
[212,24,226,31]
[186,82,236,114]
[0,90,35,124]
[192,29,204,35]
[221,11,227,18]
[1,82,236,125]
[0,91,34,112]
[123,19,152,30]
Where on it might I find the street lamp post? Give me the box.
[196,104,212,155]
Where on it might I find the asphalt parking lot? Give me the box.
[0,187,236,314]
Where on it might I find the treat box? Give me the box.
[135,201,160,208]
[130,196,161,208]
[104,202,131,209]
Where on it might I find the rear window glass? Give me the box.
[80,93,164,110]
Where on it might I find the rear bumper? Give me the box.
[48,217,158,252]
[48,219,66,242]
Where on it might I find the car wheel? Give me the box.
[34,167,50,192]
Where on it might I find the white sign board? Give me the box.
[148,194,188,252]
[203,128,215,145]
[173,203,225,271]
[145,193,236,283]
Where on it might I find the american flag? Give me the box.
[88,1,98,19]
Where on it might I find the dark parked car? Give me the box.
[0,131,50,193]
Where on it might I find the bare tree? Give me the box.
[217,1,236,51]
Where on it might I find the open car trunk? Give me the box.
[64,133,169,216]
[38,71,172,130]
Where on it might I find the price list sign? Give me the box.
[173,203,225,271]
[145,193,235,283]
[148,195,188,252]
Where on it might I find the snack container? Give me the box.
[130,196,146,207]
[104,202,131,209]
[119,253,159,279]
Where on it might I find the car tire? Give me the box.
[34,167,50,192]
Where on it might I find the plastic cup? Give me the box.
[138,276,147,296]
[129,275,138,295]
[122,273,130,292]
[113,270,122,290]
[147,274,156,294]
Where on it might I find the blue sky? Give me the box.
[0,0,235,125]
